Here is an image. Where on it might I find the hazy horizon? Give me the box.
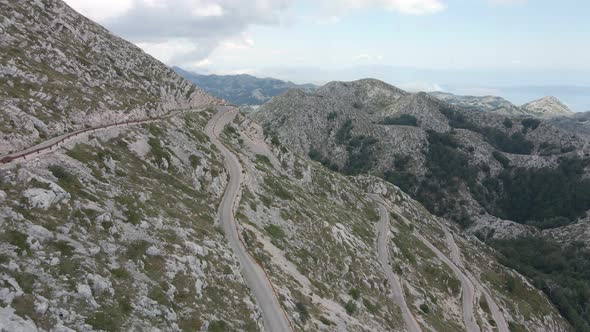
[64,0,590,111]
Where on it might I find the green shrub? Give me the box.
[265,225,286,239]
[208,320,228,332]
[327,111,337,120]
[189,155,200,168]
[382,114,418,126]
[363,298,380,314]
[148,138,171,167]
[5,230,28,255]
[49,165,85,195]
[111,268,129,279]
[308,148,339,171]
[492,151,511,168]
[342,135,378,175]
[335,119,353,144]
[295,302,310,322]
[255,154,272,166]
[264,177,292,200]
[419,303,430,314]
[521,118,541,132]
[344,300,357,315]
[349,288,361,300]
[319,316,336,326]
[503,117,513,128]
[52,240,74,256]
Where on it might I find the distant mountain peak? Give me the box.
[522,96,574,117]
[173,67,316,105]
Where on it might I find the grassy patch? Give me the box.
[264,224,286,239]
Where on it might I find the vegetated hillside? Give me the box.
[0,0,219,156]
[0,1,575,331]
[217,112,568,331]
[430,92,575,118]
[253,79,590,232]
[0,109,569,331]
[174,67,316,105]
[253,78,590,331]
[548,111,590,139]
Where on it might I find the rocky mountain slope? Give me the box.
[430,92,575,118]
[253,79,590,331]
[429,92,524,115]
[0,0,219,156]
[522,96,574,117]
[0,1,572,331]
[547,111,590,138]
[253,79,589,232]
[218,111,568,332]
[174,67,316,106]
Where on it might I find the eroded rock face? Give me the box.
[0,0,220,155]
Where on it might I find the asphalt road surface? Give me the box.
[205,107,292,332]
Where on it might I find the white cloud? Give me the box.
[192,4,224,17]
[64,0,133,22]
[220,34,255,50]
[136,38,203,63]
[64,0,294,67]
[63,0,443,71]
[325,0,446,15]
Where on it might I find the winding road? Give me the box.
[373,195,506,332]
[370,195,422,332]
[414,232,480,332]
[444,230,509,332]
[205,107,292,332]
[0,107,216,166]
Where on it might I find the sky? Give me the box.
[64,0,590,110]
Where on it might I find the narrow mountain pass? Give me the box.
[205,107,293,332]
[445,230,509,332]
[370,194,423,332]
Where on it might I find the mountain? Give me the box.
[173,67,316,106]
[430,91,525,115]
[547,111,590,138]
[253,78,590,330]
[522,96,575,117]
[0,1,572,331]
[0,1,219,157]
[430,92,575,118]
